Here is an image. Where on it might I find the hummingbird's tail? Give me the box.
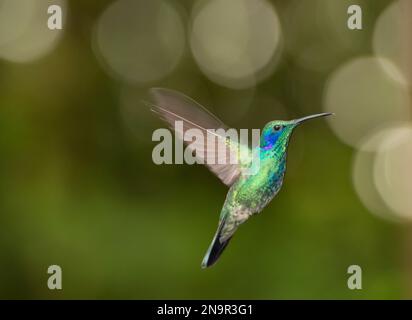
[201,218,232,268]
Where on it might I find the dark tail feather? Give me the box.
[201,219,232,268]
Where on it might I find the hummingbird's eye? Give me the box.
[273,125,282,131]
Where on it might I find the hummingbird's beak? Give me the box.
[294,112,334,125]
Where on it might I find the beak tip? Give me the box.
[295,112,334,124]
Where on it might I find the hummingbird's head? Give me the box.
[260,112,333,151]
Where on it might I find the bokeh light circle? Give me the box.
[373,1,412,86]
[0,0,67,63]
[324,56,410,149]
[374,125,412,221]
[189,0,282,89]
[94,0,185,84]
[352,128,400,222]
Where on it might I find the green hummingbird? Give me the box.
[150,88,332,268]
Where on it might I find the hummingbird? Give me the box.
[149,88,332,268]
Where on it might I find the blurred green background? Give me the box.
[0,0,411,299]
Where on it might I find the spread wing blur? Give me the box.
[149,88,251,186]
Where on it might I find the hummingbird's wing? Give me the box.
[149,88,251,186]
